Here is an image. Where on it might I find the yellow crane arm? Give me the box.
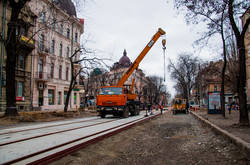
[116,28,166,86]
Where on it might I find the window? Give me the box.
[19,55,24,69]
[214,86,218,92]
[52,19,55,30]
[16,55,25,70]
[60,24,63,34]
[38,59,43,79]
[59,43,62,57]
[66,47,69,58]
[67,28,70,38]
[18,82,23,96]
[19,27,27,37]
[66,67,69,81]
[48,89,54,105]
[75,32,78,42]
[40,12,45,23]
[39,34,44,51]
[51,40,55,54]
[50,63,54,78]
[59,65,62,79]
[58,92,61,105]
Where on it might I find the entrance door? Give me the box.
[39,90,43,106]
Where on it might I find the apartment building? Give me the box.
[242,7,250,104]
[0,1,36,111]
[192,60,236,107]
[28,0,84,110]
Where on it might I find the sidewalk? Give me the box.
[191,109,250,155]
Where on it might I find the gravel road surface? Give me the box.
[51,110,250,165]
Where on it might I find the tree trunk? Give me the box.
[5,19,18,116]
[221,16,226,118]
[4,0,30,116]
[228,0,249,124]
[238,42,249,124]
[5,48,18,116]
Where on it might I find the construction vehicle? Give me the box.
[172,98,187,115]
[96,28,166,118]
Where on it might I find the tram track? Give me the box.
[0,117,100,135]
[0,119,116,147]
[0,111,161,165]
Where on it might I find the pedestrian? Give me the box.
[228,100,232,114]
[186,101,189,114]
[147,102,151,113]
[160,104,163,114]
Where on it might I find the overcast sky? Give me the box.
[78,0,221,97]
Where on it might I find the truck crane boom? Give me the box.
[116,28,166,86]
[97,28,166,118]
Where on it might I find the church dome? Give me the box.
[56,0,76,16]
[119,49,131,67]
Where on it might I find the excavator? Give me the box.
[96,28,166,118]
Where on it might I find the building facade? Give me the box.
[192,60,236,108]
[0,1,36,111]
[28,0,84,110]
[242,7,250,104]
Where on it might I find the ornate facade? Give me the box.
[28,0,84,110]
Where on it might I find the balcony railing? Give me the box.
[38,46,50,55]
[17,35,35,53]
[35,72,51,82]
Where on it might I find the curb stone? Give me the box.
[190,111,250,156]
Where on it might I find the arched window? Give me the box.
[59,43,62,57]
[59,65,62,79]
[39,34,44,51]
[66,46,69,58]
[60,24,63,34]
[40,12,45,23]
[52,19,55,30]
[66,28,70,38]
[51,40,55,54]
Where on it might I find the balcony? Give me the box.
[35,72,51,82]
[38,46,50,56]
[16,35,35,54]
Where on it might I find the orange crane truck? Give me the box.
[96,28,166,118]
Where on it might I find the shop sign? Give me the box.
[16,96,25,101]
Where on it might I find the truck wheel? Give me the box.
[130,106,136,116]
[123,107,129,118]
[100,111,106,118]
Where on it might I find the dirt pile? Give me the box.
[0,110,97,126]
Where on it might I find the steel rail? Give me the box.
[3,113,160,165]
[0,119,117,147]
[0,117,99,135]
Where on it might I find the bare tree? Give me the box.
[64,47,105,112]
[168,53,199,100]
[143,75,168,105]
[174,0,249,124]
[174,0,233,117]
